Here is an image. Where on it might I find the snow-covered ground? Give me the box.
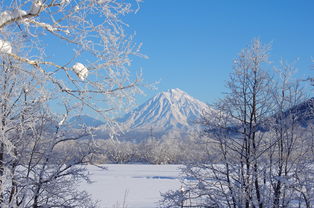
[81,164,182,208]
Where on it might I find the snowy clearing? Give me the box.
[81,164,182,208]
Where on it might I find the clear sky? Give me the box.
[126,0,314,105]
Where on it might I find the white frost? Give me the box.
[30,0,44,15]
[97,0,112,4]
[13,9,27,18]
[74,5,80,11]
[58,114,67,126]
[0,40,12,53]
[0,9,27,26]
[60,0,71,4]
[38,22,56,32]
[72,62,88,80]
[0,11,12,25]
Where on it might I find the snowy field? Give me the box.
[81,164,182,208]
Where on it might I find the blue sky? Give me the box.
[126,0,314,104]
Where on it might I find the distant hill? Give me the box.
[277,97,314,127]
[69,115,104,128]
[232,97,314,133]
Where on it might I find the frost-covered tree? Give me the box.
[9,110,99,207]
[266,61,312,207]
[95,137,209,165]
[103,139,137,163]
[0,0,143,122]
[162,39,314,208]
[0,0,143,207]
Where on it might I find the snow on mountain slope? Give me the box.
[118,88,213,138]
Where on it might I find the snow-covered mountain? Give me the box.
[116,88,213,141]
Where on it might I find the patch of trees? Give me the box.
[94,137,213,164]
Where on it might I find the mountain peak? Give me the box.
[168,88,184,94]
[158,88,191,102]
[119,88,213,139]
[160,88,185,96]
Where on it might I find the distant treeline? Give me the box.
[86,137,216,165]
